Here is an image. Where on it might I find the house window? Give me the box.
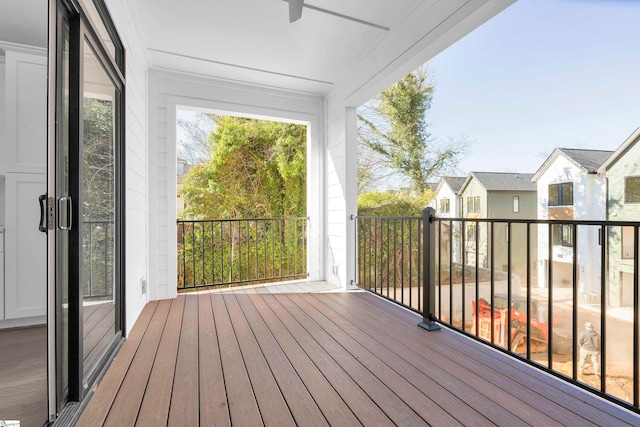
[625,176,640,203]
[548,182,573,206]
[440,198,450,213]
[513,196,519,213]
[467,196,480,213]
[466,223,477,241]
[552,224,573,247]
[622,226,635,259]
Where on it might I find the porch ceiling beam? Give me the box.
[147,47,334,86]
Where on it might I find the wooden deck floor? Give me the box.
[76,291,640,426]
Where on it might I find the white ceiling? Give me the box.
[0,0,48,48]
[129,0,514,101]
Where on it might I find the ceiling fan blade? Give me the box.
[289,0,303,23]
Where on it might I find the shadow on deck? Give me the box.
[76,289,639,426]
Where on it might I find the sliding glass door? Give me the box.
[49,0,125,417]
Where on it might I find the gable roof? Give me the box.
[434,176,466,195]
[532,148,614,182]
[460,172,536,194]
[598,127,640,174]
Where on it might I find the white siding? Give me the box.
[107,0,150,334]
[149,70,326,298]
[325,105,357,289]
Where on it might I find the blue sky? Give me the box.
[427,0,640,175]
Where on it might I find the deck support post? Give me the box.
[418,207,440,331]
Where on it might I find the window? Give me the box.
[622,226,635,259]
[467,196,480,213]
[440,198,450,213]
[625,176,640,203]
[548,182,573,206]
[552,224,573,247]
[466,223,477,240]
[513,196,519,213]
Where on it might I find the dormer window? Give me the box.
[440,198,450,213]
[548,182,573,206]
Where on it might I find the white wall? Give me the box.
[106,0,150,334]
[148,70,326,299]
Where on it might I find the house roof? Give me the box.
[532,148,614,182]
[434,176,466,195]
[460,172,536,194]
[125,0,514,103]
[598,127,640,173]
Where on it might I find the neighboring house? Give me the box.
[433,177,466,263]
[532,148,611,296]
[598,128,640,307]
[433,176,466,218]
[458,172,537,278]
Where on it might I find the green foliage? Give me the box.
[357,189,433,217]
[179,117,306,220]
[358,66,468,194]
[82,97,115,298]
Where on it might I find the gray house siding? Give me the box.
[606,139,640,307]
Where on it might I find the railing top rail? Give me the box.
[432,216,640,226]
[353,215,422,220]
[177,217,308,224]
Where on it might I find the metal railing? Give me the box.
[354,207,640,414]
[83,220,114,300]
[177,217,308,290]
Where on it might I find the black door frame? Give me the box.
[48,0,125,419]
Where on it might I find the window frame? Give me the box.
[440,198,450,213]
[548,182,574,206]
[552,224,573,247]
[467,195,481,213]
[624,176,640,204]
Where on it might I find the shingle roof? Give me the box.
[557,148,613,173]
[469,172,536,192]
[441,176,466,193]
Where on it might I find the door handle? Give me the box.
[38,194,48,233]
[58,196,73,231]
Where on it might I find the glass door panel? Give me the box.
[80,37,117,383]
[55,5,71,406]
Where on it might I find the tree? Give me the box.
[177,111,216,165]
[357,66,468,194]
[179,116,306,219]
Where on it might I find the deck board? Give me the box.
[277,294,428,426]
[262,294,395,426]
[198,293,231,426]
[234,293,329,426]
[103,299,171,426]
[349,291,637,426]
[78,290,640,426]
[167,293,200,426]
[135,296,185,426]
[76,300,158,426]
[316,292,569,426]
[247,293,361,426]
[223,293,295,426]
[211,291,263,425]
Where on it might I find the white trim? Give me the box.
[150,71,326,298]
[0,41,47,56]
